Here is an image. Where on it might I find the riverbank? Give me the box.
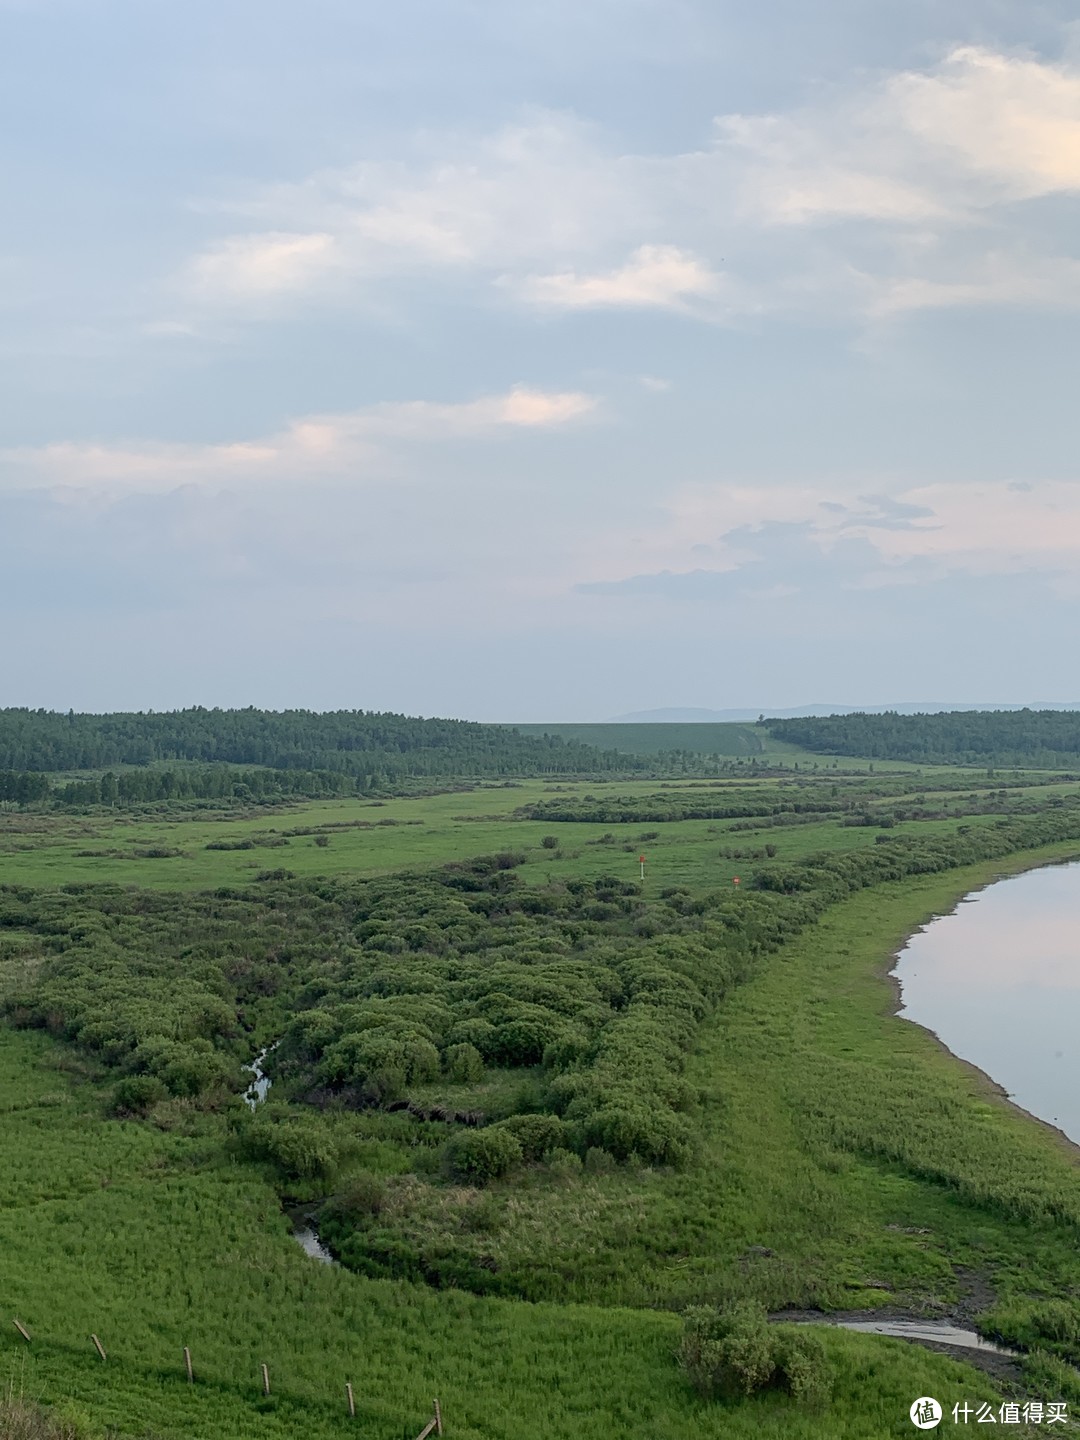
[889,856,1080,1161]
[666,840,1080,1349]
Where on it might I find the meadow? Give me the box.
[4,761,1080,1437]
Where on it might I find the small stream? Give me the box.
[827,1319,1015,1356]
[243,1045,274,1109]
[243,1043,338,1266]
[289,1212,337,1266]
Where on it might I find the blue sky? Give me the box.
[4,1,1080,719]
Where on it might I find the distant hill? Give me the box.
[612,703,1080,723]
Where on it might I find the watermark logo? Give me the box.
[910,1397,943,1429]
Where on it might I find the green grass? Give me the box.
[0,1027,1003,1440]
[0,769,1043,892]
[303,840,1080,1323]
[5,773,1080,1436]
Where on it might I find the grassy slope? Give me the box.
[0,1029,999,1440]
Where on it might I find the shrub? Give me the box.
[444,1127,522,1184]
[581,1103,693,1167]
[546,1146,583,1179]
[679,1303,832,1405]
[772,1328,832,1406]
[314,833,330,847]
[111,1074,168,1117]
[492,1112,569,1162]
[444,1042,484,1084]
[446,1018,496,1055]
[0,1396,88,1439]
[328,1171,387,1221]
[541,835,558,849]
[488,1012,566,1067]
[401,1036,441,1085]
[244,1117,341,1183]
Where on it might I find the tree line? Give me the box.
[0,707,645,782]
[765,708,1080,766]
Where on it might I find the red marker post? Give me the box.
[639,854,646,881]
[732,875,741,888]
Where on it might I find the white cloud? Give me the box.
[718,45,1080,226]
[1,385,598,493]
[893,46,1080,198]
[181,116,644,306]
[867,252,1080,316]
[515,244,722,311]
[166,46,1080,329]
[189,232,338,300]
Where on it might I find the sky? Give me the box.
[4,1,1080,721]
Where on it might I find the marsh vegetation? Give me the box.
[2,711,1080,1436]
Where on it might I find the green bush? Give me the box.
[492,1112,569,1162]
[581,1103,693,1167]
[444,1127,523,1184]
[111,1074,168,1117]
[326,1171,387,1221]
[444,1042,484,1084]
[678,1303,832,1405]
[243,1116,342,1183]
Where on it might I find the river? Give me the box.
[893,859,1080,1146]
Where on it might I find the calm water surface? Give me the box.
[894,861,1080,1145]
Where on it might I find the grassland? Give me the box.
[0,992,1012,1440]
[4,768,1080,1436]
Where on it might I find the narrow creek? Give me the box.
[826,1319,1014,1355]
[243,1043,338,1266]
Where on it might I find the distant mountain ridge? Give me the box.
[611,704,1080,723]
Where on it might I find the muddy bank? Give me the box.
[772,1308,1023,1383]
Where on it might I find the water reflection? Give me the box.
[894,861,1080,1145]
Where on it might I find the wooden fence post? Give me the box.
[90,1334,107,1362]
[434,1398,443,1436]
[261,1363,271,1397]
[11,1320,31,1344]
[183,1347,193,1384]
[345,1382,355,1417]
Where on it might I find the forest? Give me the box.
[1,764,357,808]
[0,707,643,782]
[765,708,1080,766]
